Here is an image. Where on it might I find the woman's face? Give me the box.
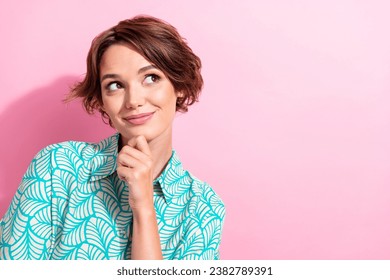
[99,44,178,145]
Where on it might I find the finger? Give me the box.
[133,135,152,157]
[117,152,142,168]
[119,145,148,162]
[126,135,152,156]
[126,136,138,148]
[117,165,131,182]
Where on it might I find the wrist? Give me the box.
[132,205,156,220]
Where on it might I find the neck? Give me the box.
[148,130,173,180]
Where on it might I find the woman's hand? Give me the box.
[117,135,154,211]
[116,135,163,259]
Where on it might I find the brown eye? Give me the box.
[144,74,160,84]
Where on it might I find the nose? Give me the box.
[124,85,145,109]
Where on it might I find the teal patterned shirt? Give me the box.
[0,133,225,260]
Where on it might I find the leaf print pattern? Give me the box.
[53,147,82,177]
[85,217,115,256]
[52,241,80,260]
[0,133,225,260]
[62,216,88,245]
[30,207,52,240]
[52,170,74,199]
[11,228,46,260]
[76,244,106,260]
[1,191,27,244]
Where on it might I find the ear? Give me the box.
[176,91,184,98]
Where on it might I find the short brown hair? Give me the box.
[66,15,203,125]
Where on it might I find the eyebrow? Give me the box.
[100,73,120,82]
[138,65,157,74]
[100,65,158,83]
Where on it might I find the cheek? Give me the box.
[153,89,177,110]
[165,95,178,114]
[102,96,121,115]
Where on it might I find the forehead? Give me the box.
[100,44,150,74]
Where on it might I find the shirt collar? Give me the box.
[153,149,187,204]
[85,133,186,204]
[85,133,119,181]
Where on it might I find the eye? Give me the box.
[144,74,160,85]
[106,82,122,91]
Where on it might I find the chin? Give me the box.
[119,128,155,142]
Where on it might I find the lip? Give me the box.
[124,112,155,125]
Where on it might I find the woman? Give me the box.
[0,15,225,260]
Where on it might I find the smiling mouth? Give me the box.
[125,112,155,125]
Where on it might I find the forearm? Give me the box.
[131,207,163,260]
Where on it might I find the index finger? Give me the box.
[127,135,152,157]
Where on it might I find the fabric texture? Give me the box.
[0,133,225,260]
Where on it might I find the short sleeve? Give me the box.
[0,146,55,260]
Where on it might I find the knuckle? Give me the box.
[139,166,147,173]
[145,160,153,169]
[132,170,140,178]
[121,146,130,154]
[117,166,132,182]
[116,156,125,166]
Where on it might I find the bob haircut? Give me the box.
[67,15,203,126]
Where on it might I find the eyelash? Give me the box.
[104,73,161,92]
[105,82,123,91]
[144,74,161,84]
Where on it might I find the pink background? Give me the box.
[1,0,390,259]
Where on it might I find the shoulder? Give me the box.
[31,139,94,160]
[26,133,118,179]
[33,133,118,159]
[27,140,93,171]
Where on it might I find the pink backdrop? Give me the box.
[1,0,390,259]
